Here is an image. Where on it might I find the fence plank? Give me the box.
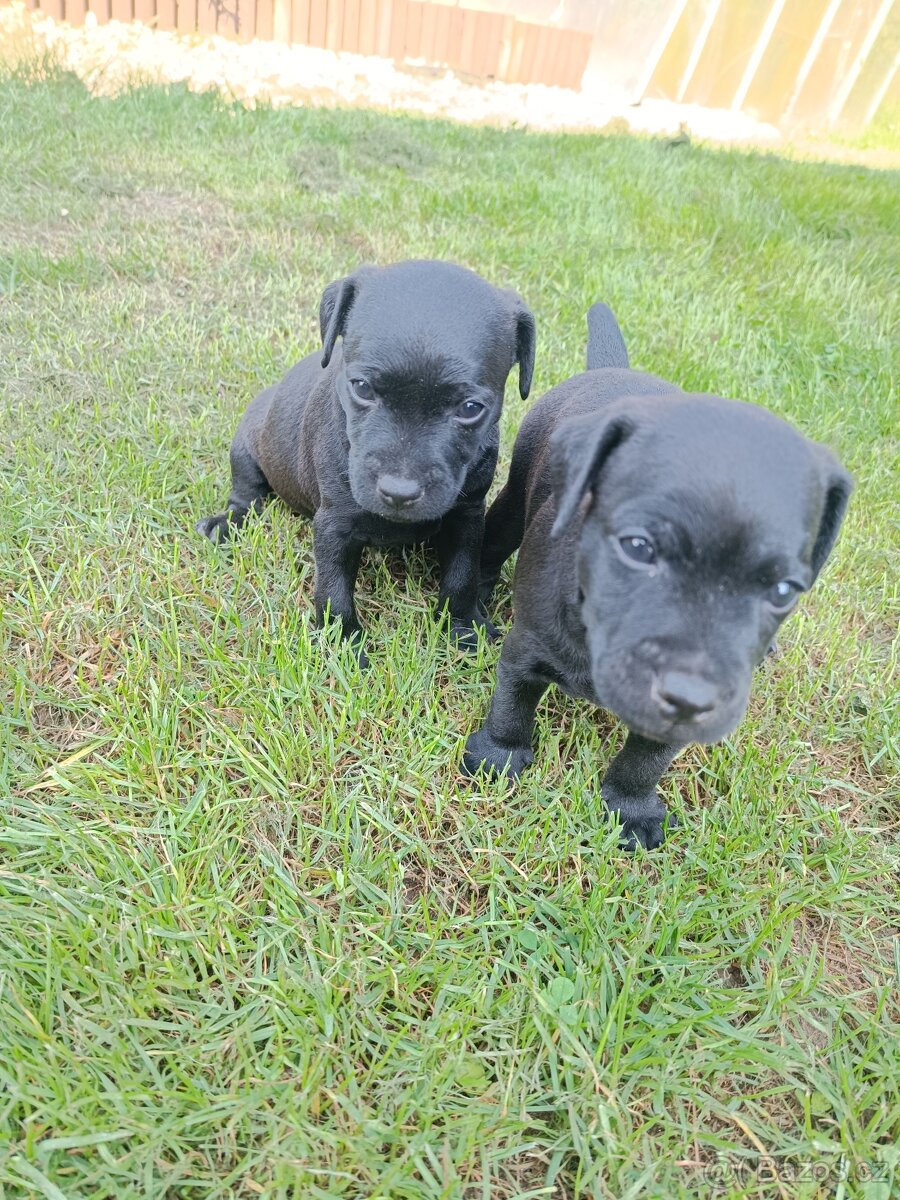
[307,0,326,44]
[741,0,824,121]
[517,22,539,83]
[496,13,515,80]
[546,27,565,87]
[42,0,65,18]
[486,12,507,79]
[532,20,553,84]
[374,0,391,56]
[65,0,88,25]
[343,0,359,52]
[176,0,196,33]
[403,0,422,59]
[291,0,310,43]
[272,0,289,39]
[502,20,525,82]
[197,0,217,34]
[553,28,571,87]
[473,11,491,78]
[132,0,154,23]
[216,0,240,36]
[564,29,585,87]
[155,0,175,28]
[110,0,133,19]
[433,2,453,67]
[419,0,438,65]
[357,0,376,54]
[255,0,272,38]
[236,0,255,38]
[792,0,881,121]
[570,31,591,89]
[388,0,407,60]
[562,29,587,88]
[325,0,343,50]
[458,8,478,74]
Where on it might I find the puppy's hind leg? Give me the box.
[478,480,526,608]
[196,438,272,545]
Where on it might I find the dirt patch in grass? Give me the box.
[291,130,434,193]
[806,739,897,834]
[400,854,488,917]
[291,145,363,195]
[0,217,74,256]
[29,700,103,750]
[792,910,898,1009]
[117,184,229,225]
[461,1150,555,1198]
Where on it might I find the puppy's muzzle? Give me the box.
[376,474,424,511]
[650,670,719,722]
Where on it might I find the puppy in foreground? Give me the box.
[198,260,535,657]
[463,304,852,849]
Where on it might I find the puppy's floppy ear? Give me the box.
[514,302,536,400]
[550,410,634,538]
[319,275,359,368]
[809,447,854,580]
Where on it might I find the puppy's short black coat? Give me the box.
[197,260,535,653]
[463,304,852,849]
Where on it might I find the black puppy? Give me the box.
[463,304,852,849]
[197,260,535,655]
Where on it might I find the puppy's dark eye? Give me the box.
[350,379,375,406]
[455,399,486,425]
[765,580,800,611]
[619,535,656,565]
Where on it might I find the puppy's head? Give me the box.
[319,261,535,522]
[550,394,852,746]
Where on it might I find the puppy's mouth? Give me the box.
[591,663,748,746]
[351,472,459,523]
[371,501,434,523]
[617,709,738,746]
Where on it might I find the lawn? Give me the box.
[0,59,898,1200]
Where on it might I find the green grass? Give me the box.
[1,60,898,1200]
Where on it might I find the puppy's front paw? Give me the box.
[316,612,369,668]
[196,512,238,545]
[345,630,369,669]
[461,727,533,780]
[450,614,499,651]
[617,814,668,851]
[602,787,674,852]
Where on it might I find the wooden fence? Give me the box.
[639,0,900,130]
[18,0,594,88]
[12,0,900,124]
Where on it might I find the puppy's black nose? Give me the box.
[377,475,423,508]
[652,671,718,720]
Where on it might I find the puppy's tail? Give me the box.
[585,302,629,371]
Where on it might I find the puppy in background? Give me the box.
[198,260,535,659]
[464,303,852,849]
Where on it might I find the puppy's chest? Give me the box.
[554,661,597,705]
[352,512,443,547]
[531,634,596,703]
[546,624,597,704]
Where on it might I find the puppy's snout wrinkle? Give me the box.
[376,474,423,508]
[651,670,719,720]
